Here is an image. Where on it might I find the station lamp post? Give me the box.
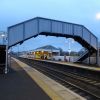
[65,38,74,62]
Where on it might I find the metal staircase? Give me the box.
[74,48,88,62]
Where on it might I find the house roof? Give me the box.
[35,45,59,50]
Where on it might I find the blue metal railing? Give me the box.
[74,48,88,62]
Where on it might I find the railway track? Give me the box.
[34,60,100,88]
[18,57,100,100]
[33,60,100,85]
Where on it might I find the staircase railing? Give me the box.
[74,48,88,62]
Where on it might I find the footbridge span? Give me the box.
[8,17,98,63]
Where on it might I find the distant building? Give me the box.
[29,45,60,59]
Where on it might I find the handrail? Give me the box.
[74,48,88,62]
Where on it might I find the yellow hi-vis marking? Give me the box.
[13,58,64,100]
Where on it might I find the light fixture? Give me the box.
[1,34,5,37]
[96,12,100,20]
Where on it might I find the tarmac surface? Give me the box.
[0,59,51,100]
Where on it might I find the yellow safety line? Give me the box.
[12,58,64,100]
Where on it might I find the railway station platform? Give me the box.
[34,59,100,72]
[0,58,86,100]
[0,57,86,100]
[59,62,100,71]
[0,58,51,100]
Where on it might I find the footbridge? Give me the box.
[8,17,98,63]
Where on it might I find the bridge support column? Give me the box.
[88,52,90,65]
[97,46,99,66]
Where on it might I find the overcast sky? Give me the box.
[0,0,100,51]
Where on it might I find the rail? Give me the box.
[18,57,100,100]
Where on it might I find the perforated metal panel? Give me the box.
[63,23,73,35]
[83,28,91,44]
[91,34,97,49]
[39,18,51,33]
[24,19,38,39]
[51,21,63,33]
[8,24,24,46]
[74,25,82,38]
